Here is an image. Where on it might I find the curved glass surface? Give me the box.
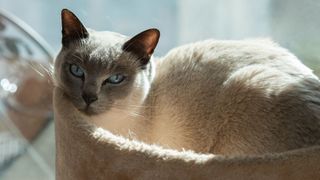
[0,10,54,180]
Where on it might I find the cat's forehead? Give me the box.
[75,31,129,60]
[65,30,139,71]
[88,30,128,47]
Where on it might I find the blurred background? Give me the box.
[0,0,319,179]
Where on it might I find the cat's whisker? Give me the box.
[127,129,138,140]
[76,122,95,134]
[27,61,54,80]
[109,105,145,118]
[127,104,153,108]
[110,105,150,114]
[128,110,144,117]
[58,89,82,101]
[112,103,151,108]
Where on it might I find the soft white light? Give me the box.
[3,84,10,91]
[1,79,18,93]
[1,78,9,88]
[9,84,17,93]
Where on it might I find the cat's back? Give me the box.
[155,39,319,101]
[158,39,315,78]
[150,39,320,155]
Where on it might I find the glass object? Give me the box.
[0,9,54,179]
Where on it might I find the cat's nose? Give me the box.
[82,93,98,105]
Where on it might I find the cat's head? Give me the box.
[54,9,160,116]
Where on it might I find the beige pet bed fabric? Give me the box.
[55,111,320,180]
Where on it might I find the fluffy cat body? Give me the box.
[54,9,320,155]
[91,39,320,155]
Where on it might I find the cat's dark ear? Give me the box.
[122,28,160,66]
[61,9,88,46]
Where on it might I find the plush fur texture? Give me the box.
[145,39,320,155]
[54,88,320,180]
[54,9,320,179]
[54,10,320,156]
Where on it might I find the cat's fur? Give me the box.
[54,9,320,155]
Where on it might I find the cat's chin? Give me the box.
[79,107,100,116]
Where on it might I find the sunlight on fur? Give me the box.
[92,127,216,163]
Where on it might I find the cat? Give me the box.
[54,9,320,156]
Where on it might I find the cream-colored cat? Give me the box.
[54,9,320,156]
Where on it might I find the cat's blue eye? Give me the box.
[69,64,84,78]
[105,74,125,85]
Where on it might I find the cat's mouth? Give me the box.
[79,106,99,116]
